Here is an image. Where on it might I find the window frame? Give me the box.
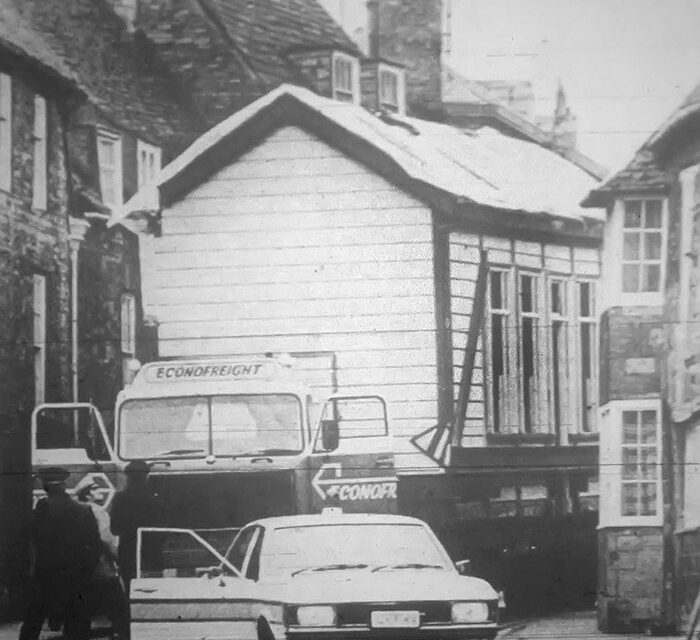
[97,130,123,210]
[575,280,598,434]
[377,64,405,115]
[120,292,136,355]
[332,51,360,105]
[136,139,161,190]
[32,94,47,211]
[0,73,11,193]
[598,398,662,528]
[33,274,47,405]
[617,197,667,307]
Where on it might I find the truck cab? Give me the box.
[31,357,397,533]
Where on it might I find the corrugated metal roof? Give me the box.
[114,84,604,225]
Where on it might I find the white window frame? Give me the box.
[332,51,360,105]
[548,276,573,439]
[598,398,662,528]
[121,292,136,355]
[575,280,598,434]
[33,274,47,405]
[137,139,161,190]
[615,197,667,307]
[0,73,11,192]
[377,63,406,115]
[32,95,48,210]
[97,130,123,210]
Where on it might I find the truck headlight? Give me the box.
[296,605,336,627]
[451,601,489,623]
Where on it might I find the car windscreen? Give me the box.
[259,523,450,579]
[119,394,304,459]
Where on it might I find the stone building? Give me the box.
[583,80,700,634]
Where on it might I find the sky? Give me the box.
[321,0,700,175]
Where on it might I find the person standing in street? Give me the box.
[19,467,100,640]
[110,461,163,591]
[75,477,130,639]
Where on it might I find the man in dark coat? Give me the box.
[19,467,100,640]
[110,461,163,590]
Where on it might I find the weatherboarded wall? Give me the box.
[149,125,438,469]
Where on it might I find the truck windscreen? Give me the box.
[118,394,304,459]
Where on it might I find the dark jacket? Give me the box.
[110,484,163,580]
[31,494,100,577]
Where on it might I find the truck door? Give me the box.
[304,395,397,514]
[31,403,121,508]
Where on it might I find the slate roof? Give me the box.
[15,0,199,152]
[115,84,604,226]
[581,148,669,208]
[206,0,359,83]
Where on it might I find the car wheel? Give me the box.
[256,617,275,640]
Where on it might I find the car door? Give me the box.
[129,527,261,640]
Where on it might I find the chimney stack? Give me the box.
[367,0,380,58]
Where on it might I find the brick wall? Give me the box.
[374,0,442,116]
[0,72,71,618]
[598,527,664,631]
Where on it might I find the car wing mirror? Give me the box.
[196,565,223,579]
[320,419,339,451]
[455,559,472,576]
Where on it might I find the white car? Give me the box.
[130,512,500,640]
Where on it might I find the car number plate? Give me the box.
[370,611,420,628]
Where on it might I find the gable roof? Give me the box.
[647,79,700,151]
[114,84,604,231]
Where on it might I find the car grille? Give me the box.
[336,601,452,626]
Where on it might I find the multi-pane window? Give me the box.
[97,132,123,209]
[0,73,11,192]
[621,409,659,517]
[32,95,47,210]
[121,292,136,355]
[379,69,399,110]
[137,140,161,189]
[487,270,511,433]
[332,52,358,104]
[519,274,541,433]
[622,199,664,293]
[485,268,598,436]
[33,274,47,405]
[549,278,570,434]
[577,281,597,433]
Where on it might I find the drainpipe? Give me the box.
[68,217,90,417]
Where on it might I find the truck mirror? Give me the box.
[456,559,472,576]
[320,419,339,451]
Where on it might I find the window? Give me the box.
[137,140,161,189]
[332,52,359,104]
[225,527,258,574]
[621,408,660,517]
[32,95,47,210]
[378,65,405,114]
[485,265,598,437]
[622,199,664,294]
[97,132,123,209]
[577,282,597,433]
[33,274,46,405]
[120,292,136,355]
[0,73,11,192]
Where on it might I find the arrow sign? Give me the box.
[311,462,397,501]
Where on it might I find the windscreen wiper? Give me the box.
[155,448,205,457]
[234,448,300,457]
[291,563,369,577]
[371,563,444,572]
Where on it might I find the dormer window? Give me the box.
[97,130,123,210]
[332,52,359,104]
[379,66,406,115]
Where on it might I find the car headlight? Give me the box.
[451,601,489,623]
[296,605,336,627]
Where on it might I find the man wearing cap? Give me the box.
[110,461,163,589]
[19,467,100,640]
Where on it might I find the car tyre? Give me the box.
[257,617,275,640]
